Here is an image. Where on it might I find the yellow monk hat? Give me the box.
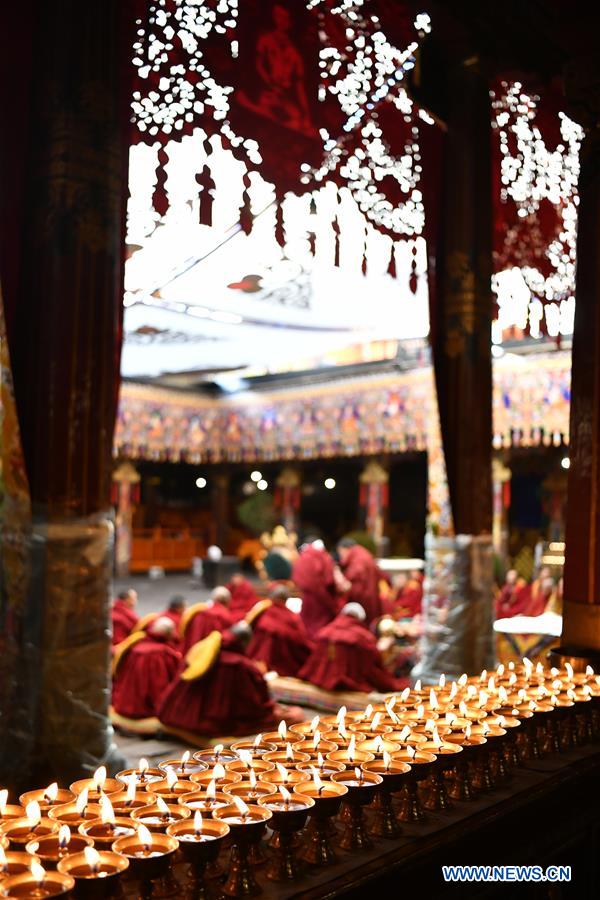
[181,631,222,682]
[112,631,146,676]
[244,598,272,626]
[179,601,209,637]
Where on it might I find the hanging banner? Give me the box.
[228,0,325,194]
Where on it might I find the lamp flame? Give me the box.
[407,744,415,759]
[165,767,178,790]
[337,722,348,741]
[414,680,422,692]
[439,673,446,688]
[214,744,224,758]
[249,768,257,789]
[354,767,363,783]
[310,715,320,734]
[383,751,391,771]
[25,800,41,827]
[429,689,439,710]
[370,713,382,732]
[232,796,250,819]
[459,701,468,717]
[487,676,495,692]
[398,725,411,742]
[93,766,107,791]
[181,751,190,768]
[31,862,46,884]
[508,673,517,685]
[194,810,203,834]
[126,776,137,803]
[479,669,488,683]
[449,682,458,700]
[213,763,226,781]
[44,782,58,803]
[465,724,472,740]
[336,706,347,726]
[75,788,89,815]
[565,662,574,680]
[99,795,115,826]
[238,749,253,767]
[83,846,101,873]
[58,825,71,848]
[279,785,291,807]
[139,758,149,775]
[312,769,324,793]
[496,664,505,676]
[347,735,356,763]
[586,665,594,676]
[432,726,442,748]
[400,687,411,701]
[458,673,468,686]
[0,789,7,815]
[253,733,263,748]
[286,743,294,761]
[156,796,170,815]
[206,779,217,800]
[374,736,383,753]
[445,712,457,726]
[387,695,397,711]
[137,824,153,851]
[416,704,425,719]
[278,720,287,740]
[312,731,321,750]
[275,763,288,783]
[425,719,436,732]
[0,845,6,869]
[364,704,373,720]
[317,752,324,769]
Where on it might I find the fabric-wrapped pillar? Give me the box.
[359,461,389,555]
[113,462,141,578]
[416,55,495,681]
[559,63,600,660]
[274,466,302,535]
[0,2,135,786]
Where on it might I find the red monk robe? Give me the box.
[298,606,405,693]
[292,543,340,634]
[337,542,383,624]
[246,591,314,677]
[157,631,279,737]
[112,619,182,720]
[111,596,139,646]
[227,575,261,621]
[392,571,424,618]
[495,570,525,618]
[180,589,236,654]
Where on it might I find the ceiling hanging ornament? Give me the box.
[152,146,170,218]
[239,172,253,236]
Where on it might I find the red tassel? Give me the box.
[239,172,253,235]
[308,231,316,255]
[152,146,169,218]
[275,199,285,248]
[387,245,397,278]
[196,165,215,226]
[333,218,340,267]
[409,241,418,294]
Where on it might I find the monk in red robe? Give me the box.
[180,586,236,653]
[111,589,139,645]
[161,595,186,631]
[292,539,341,634]
[246,585,314,677]
[226,575,261,621]
[495,569,525,618]
[336,539,383,624]
[112,617,182,720]
[298,603,405,693]
[157,625,300,738]
[518,568,554,617]
[391,570,424,618]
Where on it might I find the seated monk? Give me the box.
[520,568,555,617]
[111,589,139,645]
[298,603,405,693]
[495,569,525,618]
[337,538,383,624]
[161,595,186,631]
[180,586,235,654]
[391,570,424,618]
[226,574,261,621]
[157,625,301,738]
[292,538,341,634]
[245,585,314,677]
[112,617,182,720]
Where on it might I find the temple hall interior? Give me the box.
[1,1,600,897]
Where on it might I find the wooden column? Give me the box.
[0,2,135,785]
[561,61,600,654]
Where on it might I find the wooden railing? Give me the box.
[130,528,207,572]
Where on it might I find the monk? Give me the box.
[111,589,139,645]
[246,585,314,677]
[519,568,554,617]
[180,586,236,653]
[495,569,525,618]
[292,538,341,633]
[336,538,383,624]
[161,595,186,630]
[226,574,261,621]
[391,570,423,618]
[112,617,182,720]
[157,625,301,738]
[298,603,405,693]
